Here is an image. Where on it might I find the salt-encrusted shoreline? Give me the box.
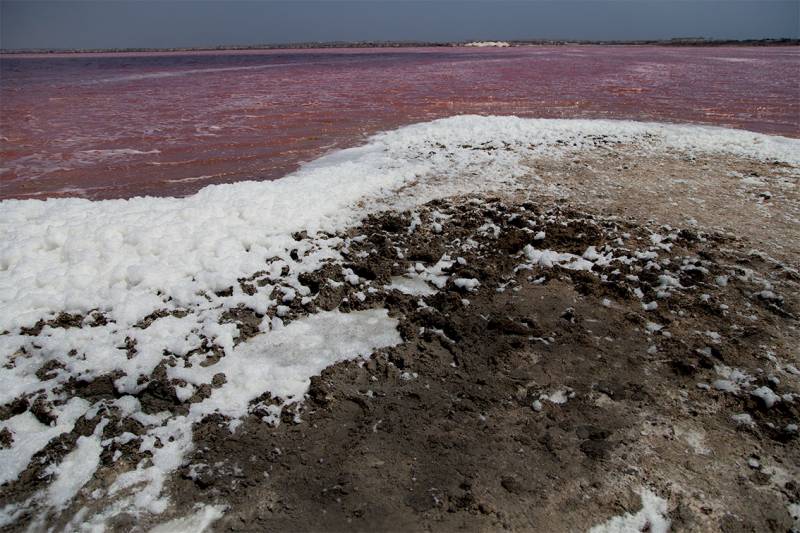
[1,117,799,531]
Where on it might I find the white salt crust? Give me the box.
[1,116,797,527]
[588,488,671,533]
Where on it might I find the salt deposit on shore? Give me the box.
[1,116,798,531]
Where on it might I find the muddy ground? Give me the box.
[165,198,799,532]
[2,152,800,532]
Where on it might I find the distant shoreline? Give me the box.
[1,38,798,55]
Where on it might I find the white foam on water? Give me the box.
[87,61,329,85]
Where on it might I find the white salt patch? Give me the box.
[76,148,160,162]
[713,380,738,392]
[540,388,574,405]
[731,413,754,427]
[386,275,436,296]
[645,322,663,333]
[453,278,480,291]
[589,488,670,533]
[0,502,27,528]
[281,287,296,303]
[788,503,800,530]
[751,386,780,408]
[523,245,594,271]
[260,404,282,427]
[0,397,89,485]
[760,464,795,497]
[408,212,422,234]
[414,256,454,289]
[477,222,501,238]
[46,432,103,509]
[9,310,399,522]
[674,426,710,455]
[174,383,195,402]
[149,504,226,533]
[189,309,401,415]
[713,365,753,393]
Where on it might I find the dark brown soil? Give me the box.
[3,195,799,532]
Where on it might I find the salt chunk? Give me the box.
[281,288,296,303]
[713,379,737,392]
[731,413,754,427]
[454,278,480,292]
[751,386,780,408]
[645,322,663,333]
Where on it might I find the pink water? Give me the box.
[1,46,798,201]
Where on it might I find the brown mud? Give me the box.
[4,189,798,532]
[166,198,799,532]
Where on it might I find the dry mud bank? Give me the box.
[171,196,799,532]
[6,191,800,532]
[1,117,799,531]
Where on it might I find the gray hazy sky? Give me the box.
[1,0,798,50]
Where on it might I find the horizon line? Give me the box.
[2,36,799,55]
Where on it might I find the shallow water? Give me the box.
[1,46,798,200]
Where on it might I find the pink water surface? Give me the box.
[1,46,798,200]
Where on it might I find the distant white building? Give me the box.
[464,41,511,47]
